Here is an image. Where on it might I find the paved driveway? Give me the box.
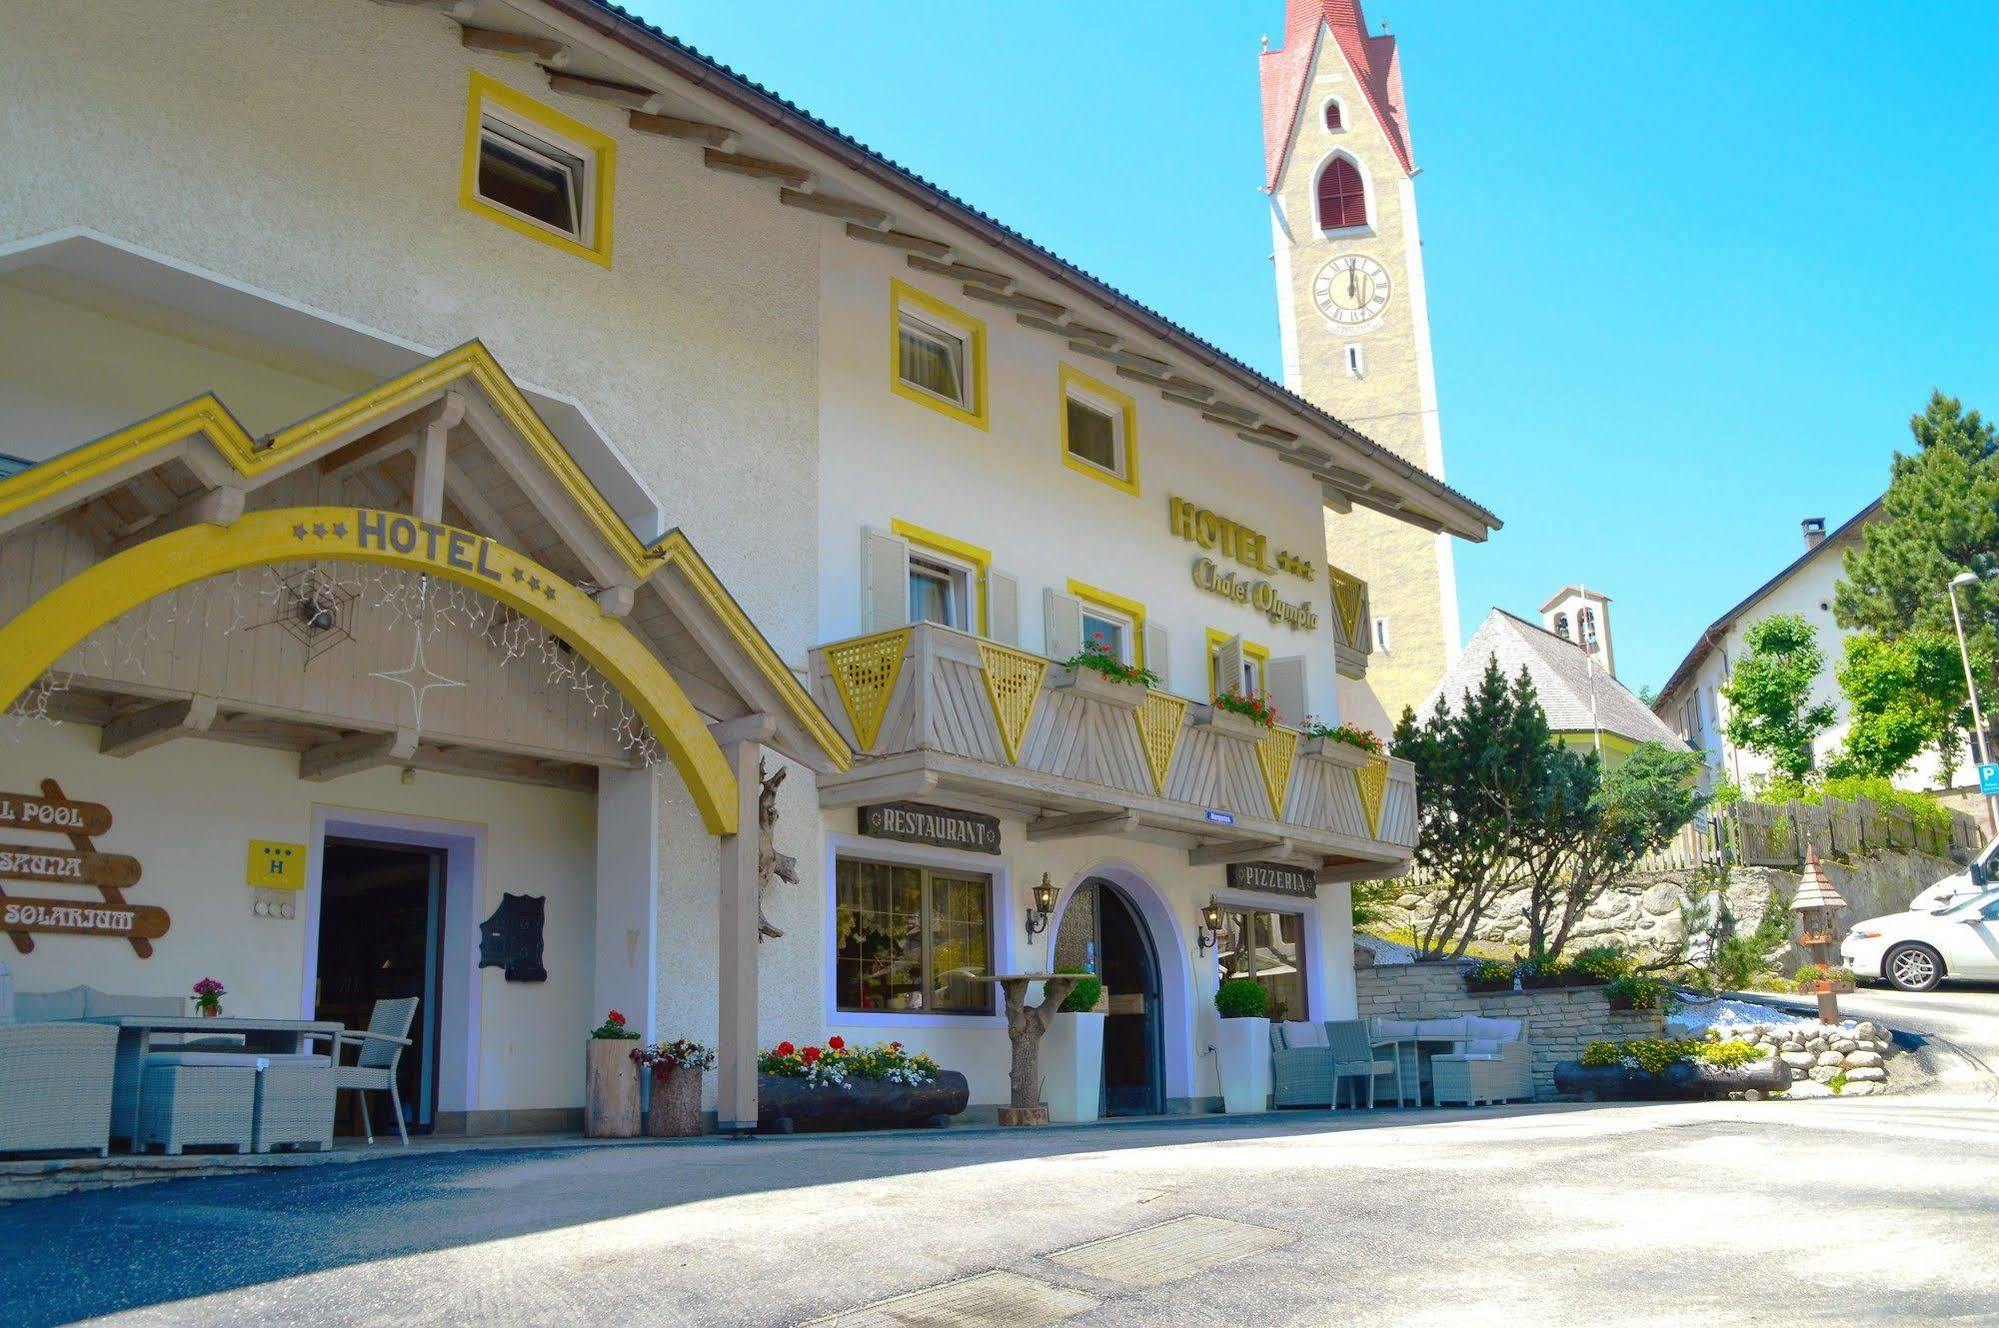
[5,1092,1997,1327]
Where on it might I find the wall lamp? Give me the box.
[1197,896,1225,954]
[1025,873,1057,941]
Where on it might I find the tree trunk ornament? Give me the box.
[756,759,796,941]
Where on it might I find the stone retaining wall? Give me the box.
[1355,961,1665,1101]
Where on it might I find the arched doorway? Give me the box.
[1055,877,1163,1117]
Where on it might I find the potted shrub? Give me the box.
[756,1037,970,1133]
[1197,687,1278,741]
[1792,963,1857,995]
[1041,970,1106,1123]
[1298,719,1381,762]
[1051,638,1158,710]
[192,977,225,1018]
[1604,975,1669,1011]
[633,1038,714,1138]
[1569,945,1631,987]
[584,1009,642,1138]
[1213,977,1271,1114]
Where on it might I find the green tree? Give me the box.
[1834,392,1999,661]
[1832,630,1983,787]
[1720,614,1838,784]
[1393,657,1555,959]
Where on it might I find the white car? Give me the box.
[1844,887,1999,992]
[1907,834,1999,912]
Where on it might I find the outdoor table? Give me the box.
[972,973,1083,1125]
[1370,1034,1464,1108]
[82,1015,345,1151]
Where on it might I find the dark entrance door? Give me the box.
[314,839,445,1134]
[1095,882,1163,1117]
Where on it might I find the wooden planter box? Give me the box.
[756,1070,970,1133]
[1796,980,1856,996]
[645,1064,704,1138]
[1553,1056,1791,1101]
[1299,736,1374,766]
[1193,705,1268,743]
[1048,665,1148,711]
[584,1038,642,1138]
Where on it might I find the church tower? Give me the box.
[1260,0,1458,736]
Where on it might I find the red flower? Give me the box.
[828,1035,846,1051]
[606,1010,626,1027]
[776,1040,795,1056]
[801,1046,821,1064]
[890,1041,903,1051]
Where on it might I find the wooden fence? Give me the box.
[1701,796,1981,870]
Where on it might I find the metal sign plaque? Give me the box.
[858,802,1002,855]
[1226,861,1318,899]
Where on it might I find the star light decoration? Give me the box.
[368,574,463,731]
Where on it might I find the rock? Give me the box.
[1780,1051,1816,1069]
[1807,1037,1828,1055]
[1817,1051,1847,1067]
[1841,1081,1885,1096]
[1396,894,1420,909]
[1640,884,1679,916]
[1845,1051,1884,1069]
[1789,1066,1807,1080]
[1832,1039,1856,1054]
[1808,1065,1838,1083]
[1844,1067,1886,1082]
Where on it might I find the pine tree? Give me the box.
[1834,392,1999,668]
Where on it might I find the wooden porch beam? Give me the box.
[780,188,889,228]
[1187,837,1290,867]
[630,110,732,147]
[1025,811,1141,842]
[707,712,777,749]
[300,728,418,783]
[843,223,951,259]
[544,69,656,109]
[100,695,219,758]
[907,255,1010,288]
[958,285,1065,319]
[702,148,809,187]
[108,486,246,555]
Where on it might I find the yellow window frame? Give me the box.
[890,281,990,430]
[893,518,991,636]
[1205,627,1271,700]
[461,72,617,267]
[1058,364,1140,496]
[1067,579,1148,668]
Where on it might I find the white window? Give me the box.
[1080,602,1136,665]
[908,549,975,630]
[897,311,972,411]
[1065,395,1124,477]
[476,114,594,246]
[1373,616,1392,653]
[1344,344,1365,378]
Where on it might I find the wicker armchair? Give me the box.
[1326,1019,1399,1109]
[317,997,418,1145]
[1269,1022,1335,1107]
[1431,1017,1534,1106]
[0,1022,118,1156]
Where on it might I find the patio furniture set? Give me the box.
[1269,1014,1532,1109]
[0,969,417,1157]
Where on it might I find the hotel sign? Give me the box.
[859,802,1002,855]
[0,780,164,956]
[1226,861,1318,899]
[1169,497,1320,632]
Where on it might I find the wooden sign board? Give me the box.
[0,896,170,941]
[858,802,1002,854]
[0,843,142,889]
[1226,861,1318,899]
[0,792,112,837]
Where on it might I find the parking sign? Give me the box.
[1980,764,1999,796]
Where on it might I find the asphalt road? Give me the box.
[6,1091,1997,1327]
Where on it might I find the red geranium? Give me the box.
[775,1041,795,1057]
[606,1010,626,1027]
[828,1035,846,1051]
[801,1046,821,1064]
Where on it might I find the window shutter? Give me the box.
[1043,587,1083,662]
[1213,634,1244,701]
[861,526,910,633]
[1142,621,1169,691]
[988,569,1020,646]
[1267,655,1308,729]
[1317,157,1367,229]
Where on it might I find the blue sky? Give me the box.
[639,1,1999,694]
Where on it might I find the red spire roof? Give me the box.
[1259,0,1415,189]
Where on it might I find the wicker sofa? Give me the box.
[0,968,150,1155]
[1427,1016,1534,1106]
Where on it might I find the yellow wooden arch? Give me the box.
[0,507,740,835]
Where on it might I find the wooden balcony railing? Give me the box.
[808,623,1416,871]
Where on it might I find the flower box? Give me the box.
[1193,704,1265,743]
[1553,1057,1791,1102]
[1299,736,1371,767]
[1049,665,1148,711]
[756,1070,970,1133]
[1795,980,1856,996]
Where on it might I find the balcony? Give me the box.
[808,622,1416,878]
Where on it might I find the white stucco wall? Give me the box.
[817,237,1346,723]
[818,810,1357,1110]
[0,719,596,1114]
[0,0,820,657]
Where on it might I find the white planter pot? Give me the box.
[1041,1011,1105,1123]
[1049,665,1148,711]
[1216,1015,1272,1115]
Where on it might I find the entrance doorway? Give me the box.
[313,838,446,1134]
[1054,878,1163,1117]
